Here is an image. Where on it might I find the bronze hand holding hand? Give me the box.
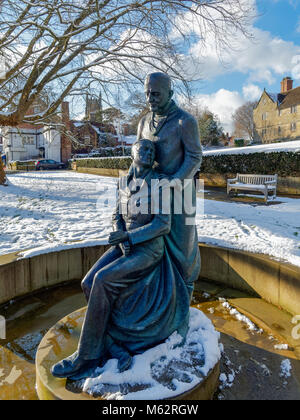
[108,231,129,246]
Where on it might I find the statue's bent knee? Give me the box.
[93,270,109,288]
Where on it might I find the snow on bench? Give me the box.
[227,174,278,202]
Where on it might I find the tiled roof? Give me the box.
[264,86,300,109]
[278,86,300,109]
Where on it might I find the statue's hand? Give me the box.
[120,241,131,256]
[157,172,178,188]
[109,230,129,245]
[157,172,172,181]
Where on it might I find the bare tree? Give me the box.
[0,0,255,127]
[181,99,223,145]
[0,158,6,185]
[232,101,257,141]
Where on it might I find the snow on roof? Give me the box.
[91,125,106,135]
[122,135,136,144]
[203,140,300,156]
[73,121,84,128]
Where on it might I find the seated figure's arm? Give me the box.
[127,212,171,246]
[111,179,131,255]
[112,179,126,232]
[127,183,171,246]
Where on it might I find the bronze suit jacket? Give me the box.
[137,100,202,287]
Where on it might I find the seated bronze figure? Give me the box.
[51,138,191,379]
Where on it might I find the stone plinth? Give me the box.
[36,308,220,401]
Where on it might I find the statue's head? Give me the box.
[131,138,155,168]
[144,72,173,114]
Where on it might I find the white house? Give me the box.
[2,126,61,162]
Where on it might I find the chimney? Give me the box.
[281,77,293,93]
[61,101,70,130]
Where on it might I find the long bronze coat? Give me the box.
[137,100,203,293]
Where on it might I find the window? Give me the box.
[22,135,35,145]
[262,129,267,137]
[262,113,267,120]
[291,122,297,132]
[278,126,282,136]
[84,136,90,145]
[291,105,297,114]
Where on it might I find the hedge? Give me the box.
[91,147,132,157]
[8,160,36,171]
[201,151,300,177]
[74,151,300,178]
[75,157,132,171]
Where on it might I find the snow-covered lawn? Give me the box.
[0,171,299,267]
[197,196,300,267]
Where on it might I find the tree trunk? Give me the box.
[0,159,6,185]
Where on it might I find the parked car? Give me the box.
[35,159,66,170]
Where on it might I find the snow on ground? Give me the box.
[220,299,263,334]
[280,359,292,379]
[203,139,300,156]
[0,171,300,268]
[0,171,117,256]
[196,196,300,267]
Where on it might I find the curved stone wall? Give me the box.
[0,244,299,316]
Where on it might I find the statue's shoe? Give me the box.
[107,339,133,373]
[51,351,98,378]
[117,353,133,373]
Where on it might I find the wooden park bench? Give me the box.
[227,174,278,202]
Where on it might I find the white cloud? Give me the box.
[247,69,276,85]
[173,2,300,86]
[242,84,262,101]
[291,55,300,80]
[190,84,262,135]
[193,89,244,134]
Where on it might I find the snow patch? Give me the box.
[221,301,263,334]
[280,359,292,379]
[82,308,220,400]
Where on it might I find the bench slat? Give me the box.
[227,174,277,202]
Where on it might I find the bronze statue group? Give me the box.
[52,72,202,380]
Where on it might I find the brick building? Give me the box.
[69,120,118,154]
[254,77,300,144]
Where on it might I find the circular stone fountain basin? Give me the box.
[1,243,300,400]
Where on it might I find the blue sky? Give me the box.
[191,0,300,133]
[71,1,300,134]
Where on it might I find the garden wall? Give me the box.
[1,244,300,317]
